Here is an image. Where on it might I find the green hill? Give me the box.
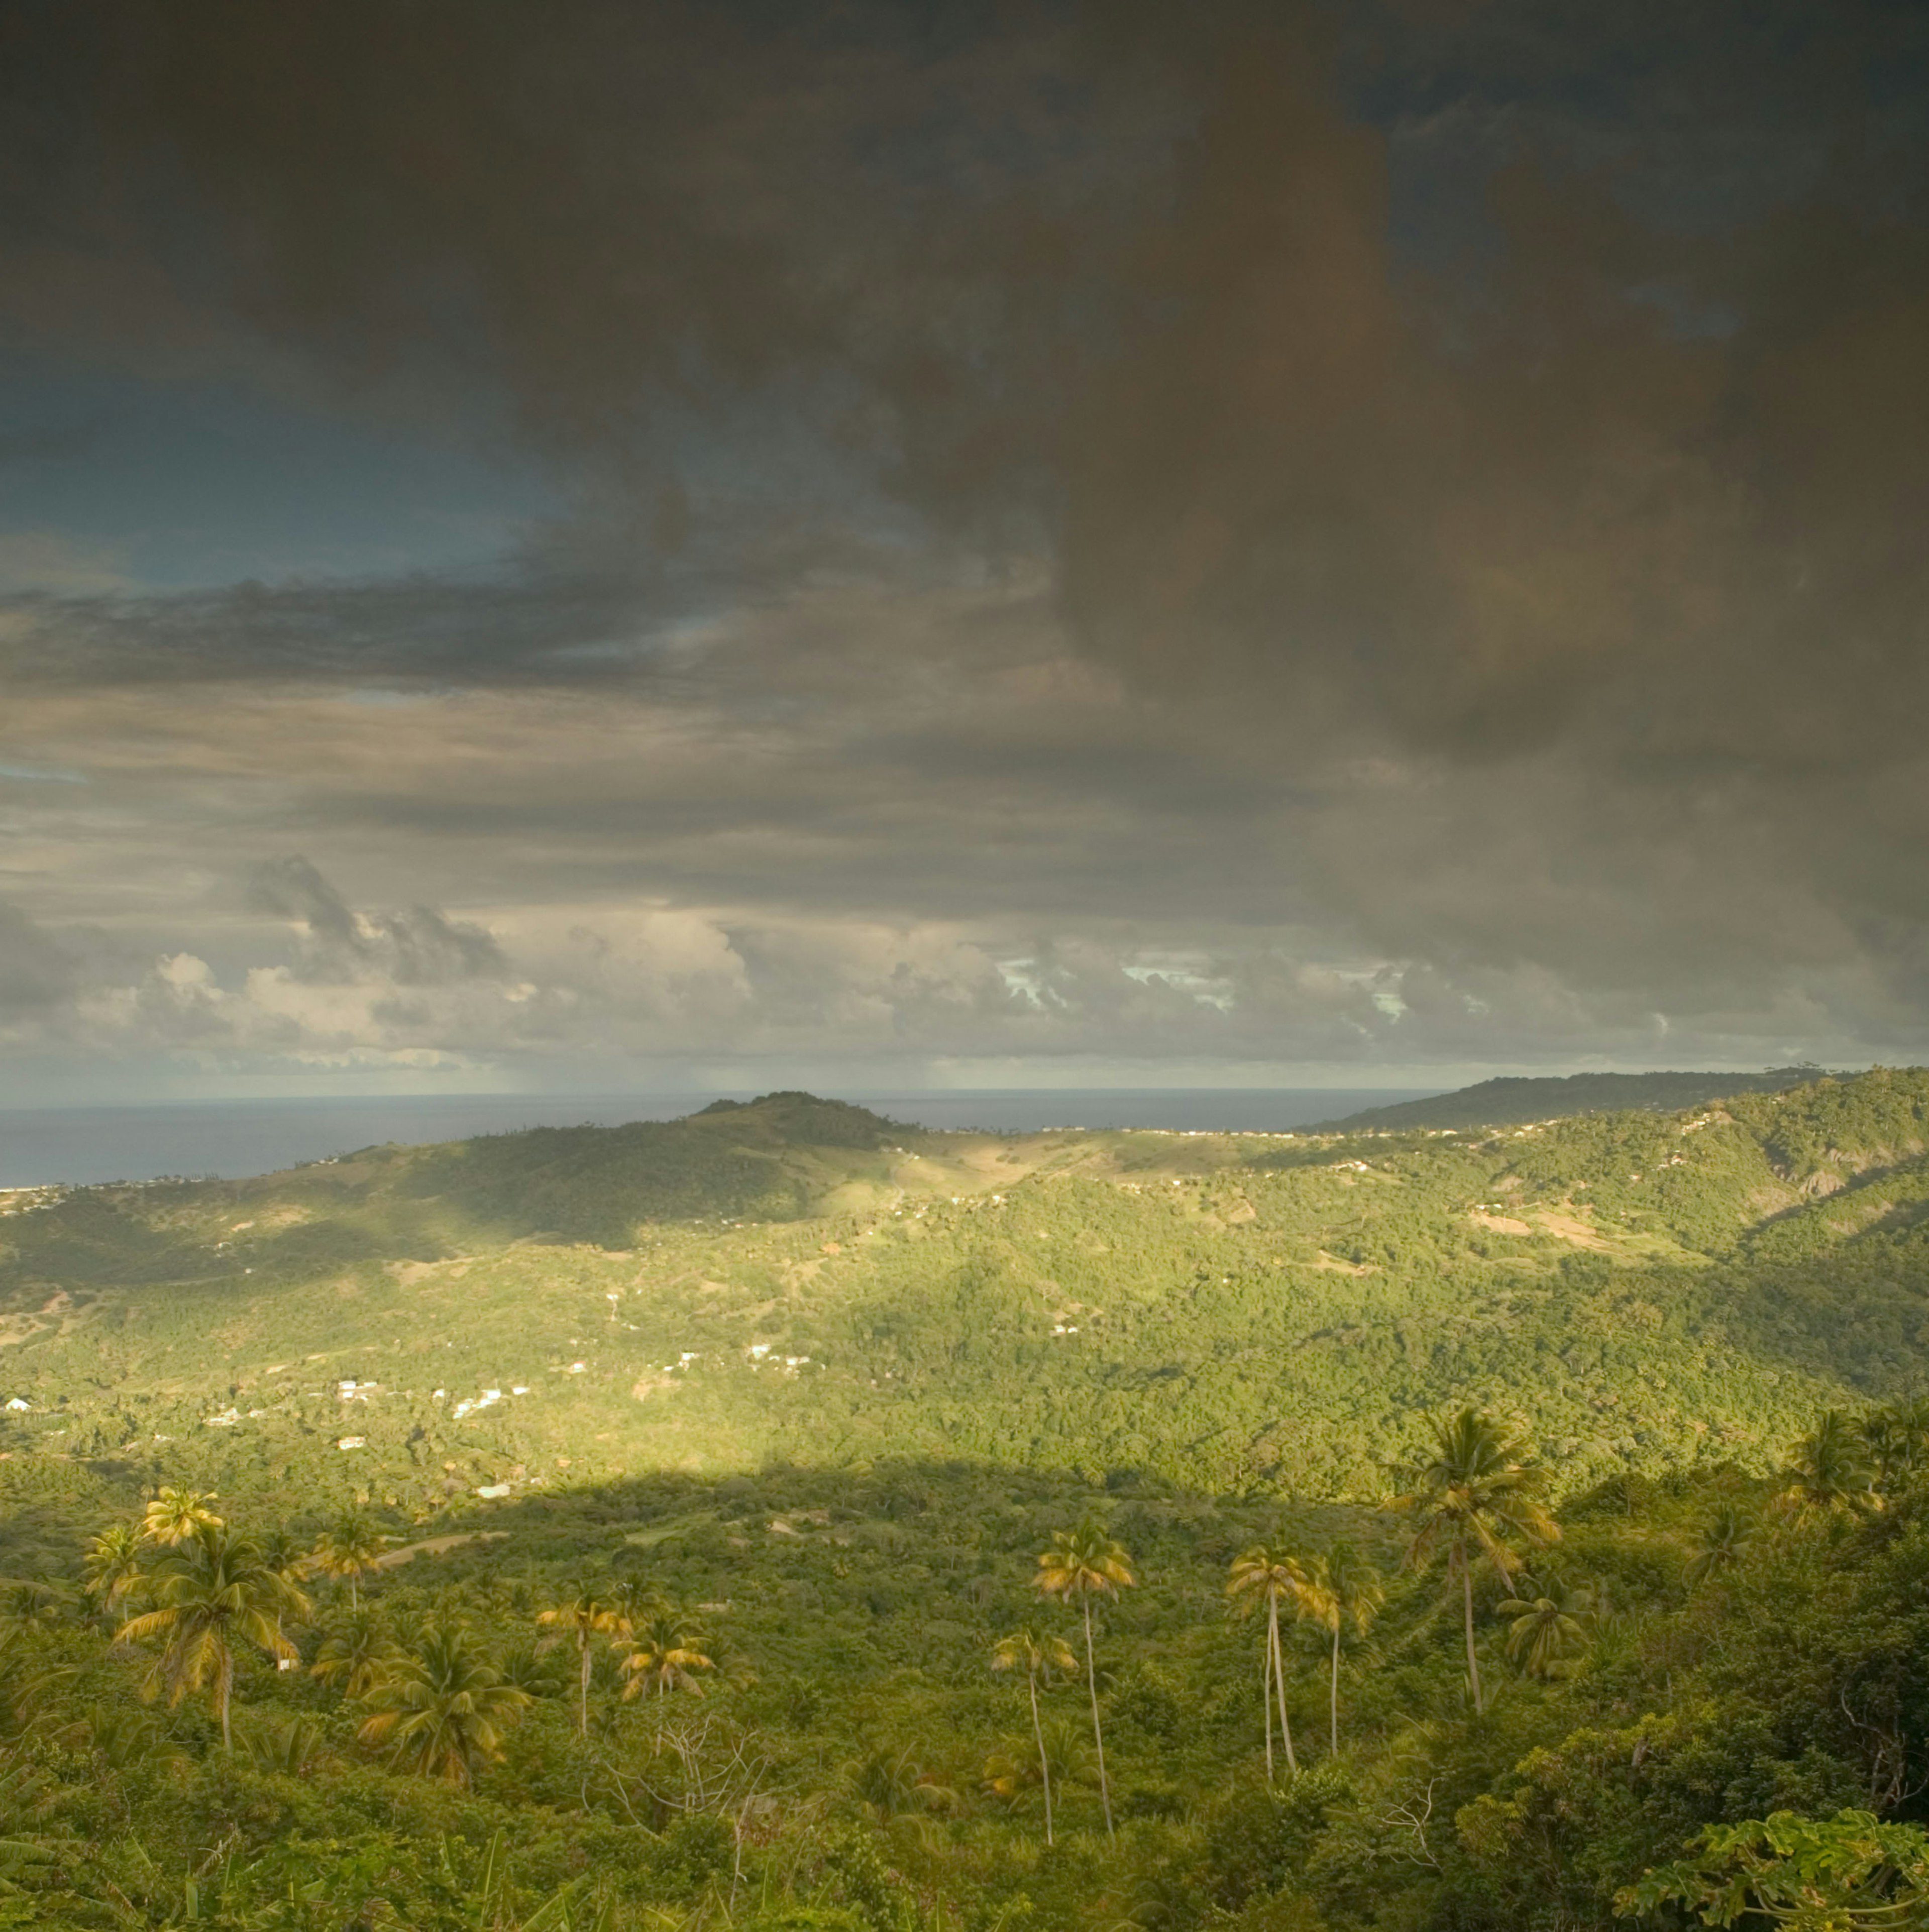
[5,1068,1929,1531]
[1310,1066,1831,1132]
[5,1074,1929,1931]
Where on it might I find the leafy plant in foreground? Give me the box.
[1620,1809,1929,1928]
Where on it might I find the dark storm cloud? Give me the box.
[1056,7,1929,772]
[7,0,1921,759]
[3,1,1929,1082]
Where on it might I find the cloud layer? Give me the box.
[2,2,1926,1094]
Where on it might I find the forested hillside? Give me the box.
[1312,1067,1825,1132]
[4,1072,1929,1928]
[5,1068,1928,1526]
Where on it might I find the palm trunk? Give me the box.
[1028,1668,1054,1847]
[1460,1546,1483,1715]
[1083,1596,1114,1839]
[1270,1597,1297,1774]
[219,1648,234,1752]
[350,1571,358,1614]
[579,1635,592,1736]
[1260,1604,1275,1781]
[1330,1626,1341,1756]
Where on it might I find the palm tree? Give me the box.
[1494,1572,1597,1680]
[984,1714,1096,1820]
[1684,1502,1757,1587]
[1856,1396,1929,1493]
[116,1521,310,1750]
[617,1609,715,1700]
[141,1488,220,1547]
[81,1524,145,1615]
[845,1743,962,1826]
[259,1527,307,1670]
[1035,1521,1134,1839]
[358,1619,530,1784]
[237,1710,325,1777]
[0,1578,74,1629]
[496,1635,567,1699]
[69,1703,191,1779]
[606,1572,662,1638]
[309,1504,388,1612]
[1780,1410,1882,1521]
[1298,1543,1384,1755]
[537,1587,623,1734]
[991,1623,1077,1845]
[310,1605,402,1698]
[1387,1407,1558,1715]
[1227,1544,1309,1779]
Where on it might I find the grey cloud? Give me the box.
[3,3,1928,1087]
[246,856,507,986]
[0,903,75,1015]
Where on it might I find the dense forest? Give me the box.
[5,1070,1929,1926]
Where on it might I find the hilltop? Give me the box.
[5,1068,1929,1552]
[1310,1066,1830,1132]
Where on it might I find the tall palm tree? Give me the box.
[309,1504,389,1612]
[537,1587,623,1735]
[81,1524,145,1615]
[1387,1407,1557,1716]
[1781,1410,1882,1521]
[116,1521,310,1750]
[1227,1544,1309,1778]
[616,1610,714,1699]
[1494,1572,1597,1680]
[991,1623,1077,1845]
[310,1605,402,1698]
[1684,1502,1758,1587]
[141,1488,221,1547]
[1298,1543,1384,1755]
[1035,1521,1134,1839]
[358,1619,530,1784]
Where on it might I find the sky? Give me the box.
[1,0,1927,1105]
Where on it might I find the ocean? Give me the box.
[0,1088,1439,1189]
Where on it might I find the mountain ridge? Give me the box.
[1308,1066,1835,1132]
